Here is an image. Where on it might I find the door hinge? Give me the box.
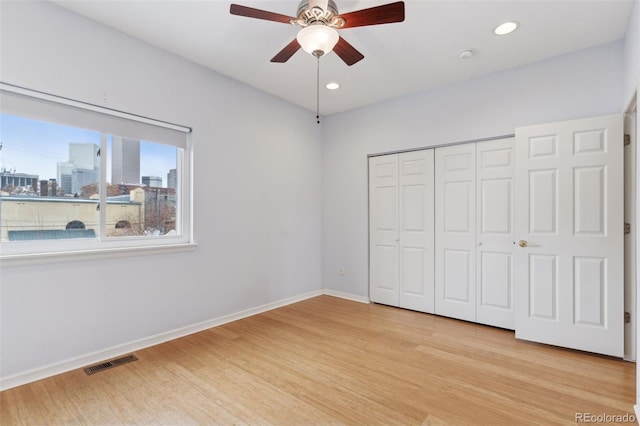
[625,312,631,324]
[624,134,631,146]
[625,223,631,234]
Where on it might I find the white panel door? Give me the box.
[515,114,624,357]
[435,144,476,322]
[369,154,400,307]
[476,138,515,330]
[398,150,435,313]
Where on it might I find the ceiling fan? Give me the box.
[230,0,405,66]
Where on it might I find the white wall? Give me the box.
[322,40,624,298]
[0,1,323,382]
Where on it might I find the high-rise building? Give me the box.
[111,136,140,184]
[167,169,177,189]
[142,176,163,187]
[57,162,74,194]
[56,143,99,196]
[48,179,57,197]
[72,169,98,194]
[69,143,99,170]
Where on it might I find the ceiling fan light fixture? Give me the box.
[297,24,339,57]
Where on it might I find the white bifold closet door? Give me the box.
[369,150,435,313]
[435,138,515,329]
[434,143,477,322]
[475,138,516,329]
[514,113,624,357]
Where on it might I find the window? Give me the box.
[0,83,193,258]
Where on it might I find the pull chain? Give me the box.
[316,55,320,124]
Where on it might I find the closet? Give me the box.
[368,113,624,357]
[369,150,435,313]
[368,138,514,326]
[435,138,515,329]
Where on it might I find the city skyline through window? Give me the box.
[1,113,177,188]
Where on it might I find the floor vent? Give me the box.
[84,354,138,375]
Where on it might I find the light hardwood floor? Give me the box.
[1,295,636,425]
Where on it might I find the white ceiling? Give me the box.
[51,0,634,115]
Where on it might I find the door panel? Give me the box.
[443,249,472,302]
[402,186,424,231]
[529,254,558,320]
[369,155,400,306]
[399,150,435,313]
[529,169,557,234]
[479,251,512,309]
[444,182,472,232]
[435,144,476,322]
[373,245,398,291]
[476,138,516,329]
[402,247,425,294]
[515,113,623,357]
[376,187,397,230]
[574,166,605,235]
[480,179,511,234]
[573,256,606,327]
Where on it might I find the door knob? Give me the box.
[518,240,528,248]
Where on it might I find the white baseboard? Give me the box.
[0,289,323,392]
[323,288,370,304]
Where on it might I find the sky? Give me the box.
[0,113,177,187]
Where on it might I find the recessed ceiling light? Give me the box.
[494,21,518,35]
[326,82,340,90]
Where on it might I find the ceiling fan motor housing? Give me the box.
[293,0,345,28]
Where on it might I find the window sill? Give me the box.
[0,242,198,267]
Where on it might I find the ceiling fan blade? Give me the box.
[230,4,295,24]
[338,1,405,28]
[271,39,301,63]
[333,37,364,66]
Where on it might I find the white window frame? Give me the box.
[0,83,196,264]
